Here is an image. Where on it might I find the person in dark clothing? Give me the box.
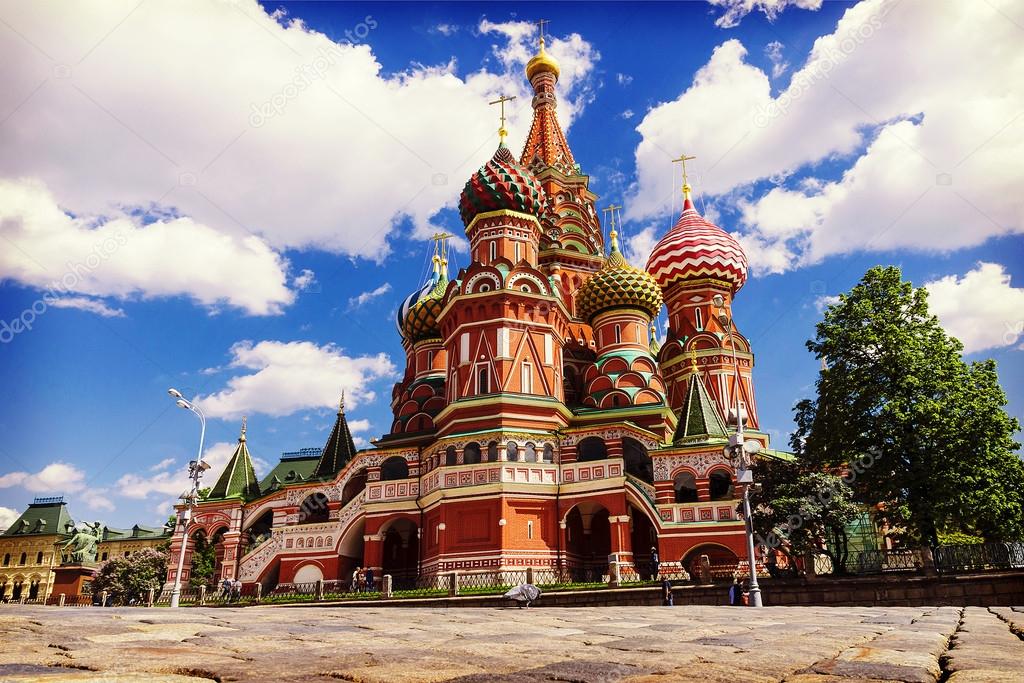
[728,577,743,606]
[649,546,660,580]
[365,568,375,592]
[661,577,673,606]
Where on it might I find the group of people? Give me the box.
[349,566,375,593]
[219,577,243,602]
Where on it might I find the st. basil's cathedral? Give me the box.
[165,35,783,591]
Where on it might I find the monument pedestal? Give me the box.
[52,564,97,597]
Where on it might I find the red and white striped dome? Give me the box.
[645,197,748,293]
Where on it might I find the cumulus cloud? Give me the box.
[709,0,823,28]
[925,263,1024,355]
[628,1,1024,275]
[0,506,20,531]
[0,2,598,270]
[0,179,295,315]
[348,282,392,309]
[0,462,86,493]
[117,441,239,500]
[194,340,396,419]
[764,40,788,78]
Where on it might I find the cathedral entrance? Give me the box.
[682,543,740,581]
[563,502,611,583]
[380,518,418,589]
[336,518,364,585]
[629,505,659,579]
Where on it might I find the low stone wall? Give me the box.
[277,570,1024,609]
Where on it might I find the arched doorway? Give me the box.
[577,437,607,462]
[341,470,368,506]
[381,456,409,480]
[681,544,740,581]
[336,518,365,586]
[709,469,734,501]
[563,502,611,582]
[243,510,274,555]
[299,492,330,523]
[623,437,653,483]
[380,518,419,589]
[629,505,659,579]
[673,471,699,503]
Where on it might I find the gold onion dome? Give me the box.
[576,229,663,323]
[526,36,560,80]
[403,255,448,342]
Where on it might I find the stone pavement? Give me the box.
[1,604,1022,682]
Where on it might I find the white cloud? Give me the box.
[813,294,841,314]
[149,457,176,472]
[117,440,238,499]
[0,506,19,531]
[628,1,1024,275]
[194,340,396,419]
[623,225,662,270]
[45,296,125,318]
[81,488,115,512]
[347,418,371,434]
[431,23,458,37]
[348,282,392,309]
[764,40,788,78]
[0,179,295,315]
[0,462,86,493]
[0,2,598,269]
[925,263,1024,355]
[292,269,317,292]
[709,0,823,28]
[616,73,633,86]
[620,109,635,120]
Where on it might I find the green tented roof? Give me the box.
[313,401,359,480]
[260,451,321,491]
[2,498,75,537]
[673,371,729,445]
[207,427,261,501]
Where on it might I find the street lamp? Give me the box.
[167,388,209,608]
[711,294,764,608]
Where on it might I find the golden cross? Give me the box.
[671,153,697,197]
[240,415,247,439]
[537,19,550,43]
[601,204,622,231]
[431,231,452,269]
[488,94,517,141]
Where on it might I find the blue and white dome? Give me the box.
[395,273,439,337]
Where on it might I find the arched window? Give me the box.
[527,520,534,539]
[673,471,699,503]
[489,241,496,262]
[521,362,533,393]
[614,324,621,344]
[19,553,26,565]
[524,442,537,462]
[476,365,489,394]
[506,442,519,461]
[3,553,9,566]
[36,552,43,564]
[464,442,482,465]
[623,437,653,484]
[514,242,521,262]
[709,470,734,501]
[487,441,499,462]
[381,456,409,481]
[578,437,608,462]
[445,446,457,466]
[695,307,703,330]
[299,492,330,523]
[543,444,554,463]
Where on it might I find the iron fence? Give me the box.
[935,542,1024,574]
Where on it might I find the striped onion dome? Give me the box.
[459,142,547,227]
[645,196,748,293]
[402,267,448,342]
[576,232,663,323]
[395,274,438,337]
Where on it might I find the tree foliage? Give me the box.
[793,266,1023,545]
[189,533,217,588]
[91,548,168,603]
[748,457,861,572]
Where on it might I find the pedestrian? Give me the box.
[365,567,375,592]
[231,579,242,602]
[728,577,743,606]
[649,546,660,580]
[220,577,232,599]
[741,578,750,606]
[357,566,367,592]
[350,567,360,593]
[661,577,673,606]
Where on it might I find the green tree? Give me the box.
[91,548,168,604]
[189,533,217,588]
[749,458,861,573]
[793,266,1023,545]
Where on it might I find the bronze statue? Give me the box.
[62,521,104,565]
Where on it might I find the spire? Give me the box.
[649,324,661,355]
[672,364,728,445]
[488,94,516,144]
[520,22,576,174]
[672,153,697,210]
[313,393,358,479]
[208,417,261,501]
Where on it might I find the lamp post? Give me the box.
[167,388,210,608]
[711,294,763,607]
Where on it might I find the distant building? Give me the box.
[166,35,791,592]
[0,497,170,601]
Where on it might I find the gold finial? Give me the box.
[602,204,623,254]
[488,94,517,142]
[431,231,451,276]
[338,391,345,414]
[672,153,697,200]
[240,416,247,442]
[537,19,550,46]
[688,348,698,372]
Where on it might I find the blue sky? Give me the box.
[0,0,1021,528]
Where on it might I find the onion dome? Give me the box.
[646,190,748,293]
[403,256,448,342]
[526,36,560,80]
[576,229,663,322]
[459,142,548,227]
[395,274,437,337]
